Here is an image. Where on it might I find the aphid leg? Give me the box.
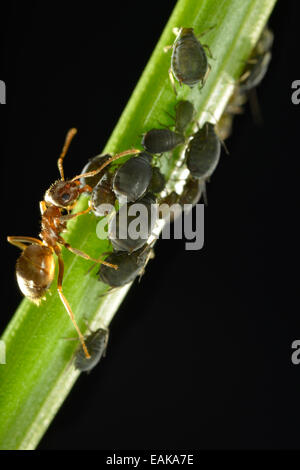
[7,235,44,250]
[163,44,173,53]
[197,25,216,38]
[205,63,212,80]
[202,44,214,59]
[240,70,251,82]
[83,318,93,334]
[157,120,172,130]
[71,149,140,182]
[98,286,118,298]
[248,88,263,126]
[58,236,118,270]
[138,247,155,283]
[54,246,91,359]
[165,110,176,121]
[168,68,177,96]
[172,27,180,36]
[202,181,208,206]
[247,58,258,65]
[57,128,77,181]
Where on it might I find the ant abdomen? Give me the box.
[16,245,55,303]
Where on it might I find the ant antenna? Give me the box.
[71,149,140,182]
[58,128,78,181]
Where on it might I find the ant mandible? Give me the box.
[7,128,139,359]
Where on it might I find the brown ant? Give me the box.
[7,128,139,359]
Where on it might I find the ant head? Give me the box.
[44,180,81,208]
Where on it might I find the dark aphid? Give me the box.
[148,167,166,194]
[174,100,195,134]
[74,328,109,372]
[239,51,272,93]
[256,26,274,56]
[158,191,180,222]
[179,177,204,206]
[142,128,184,154]
[239,26,273,93]
[171,28,209,88]
[91,172,116,217]
[113,152,153,202]
[80,154,111,189]
[98,246,153,287]
[215,86,247,141]
[108,193,158,253]
[158,178,204,222]
[185,123,221,180]
[215,112,234,142]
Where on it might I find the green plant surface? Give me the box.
[0,0,277,450]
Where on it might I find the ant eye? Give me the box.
[61,192,71,203]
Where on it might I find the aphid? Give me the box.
[185,123,221,180]
[158,178,204,222]
[91,171,116,217]
[80,154,111,189]
[98,245,153,288]
[174,100,195,134]
[7,128,139,358]
[179,177,204,207]
[215,86,247,141]
[108,193,158,253]
[74,327,109,372]
[142,128,184,154]
[148,167,166,194]
[239,27,273,93]
[113,152,153,202]
[169,27,212,91]
[158,191,180,222]
[239,51,272,93]
[215,112,234,142]
[256,26,274,56]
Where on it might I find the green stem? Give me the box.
[0,0,277,450]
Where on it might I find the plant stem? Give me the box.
[0,0,277,450]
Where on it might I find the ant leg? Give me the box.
[71,149,140,182]
[60,206,92,222]
[58,236,118,270]
[54,246,91,359]
[7,236,43,250]
[57,128,77,181]
[40,201,47,215]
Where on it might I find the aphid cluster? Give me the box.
[8,24,273,372]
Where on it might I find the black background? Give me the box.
[1,0,300,451]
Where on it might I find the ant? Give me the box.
[7,128,139,359]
